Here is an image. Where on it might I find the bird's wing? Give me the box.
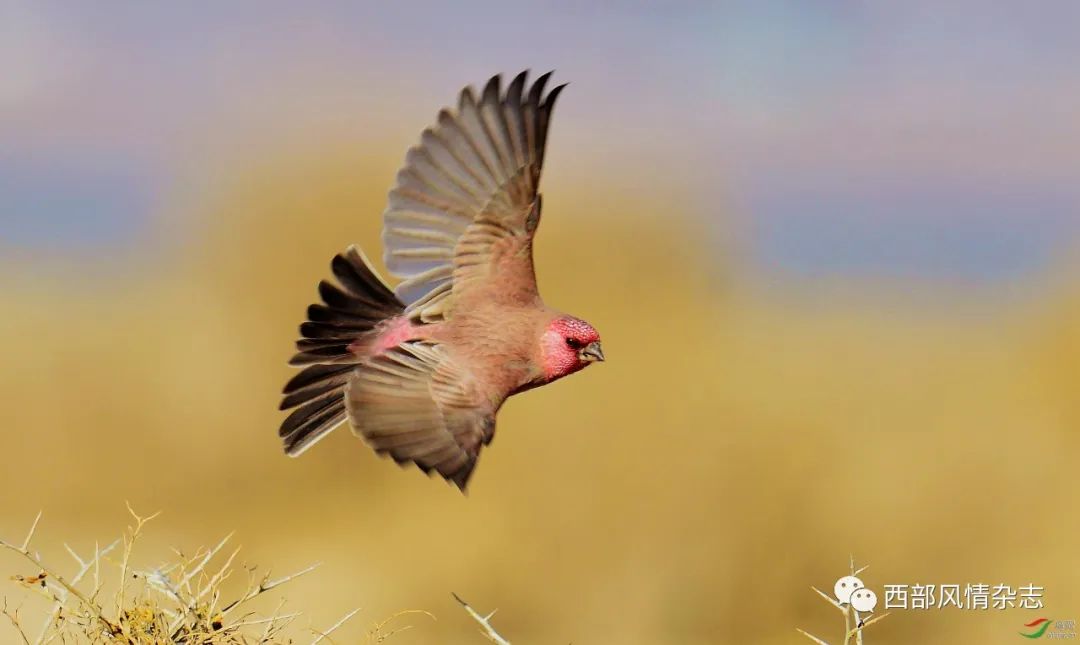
[344,341,495,490]
[383,71,565,323]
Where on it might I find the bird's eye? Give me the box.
[565,337,582,349]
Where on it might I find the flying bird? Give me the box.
[278,71,604,490]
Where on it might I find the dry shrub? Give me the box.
[0,506,436,644]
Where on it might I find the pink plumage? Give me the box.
[279,71,603,491]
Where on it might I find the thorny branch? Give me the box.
[0,509,371,644]
[1,509,475,643]
[0,511,128,642]
[310,607,360,644]
[366,609,437,642]
[38,540,120,644]
[796,556,890,645]
[2,598,32,645]
[453,592,511,645]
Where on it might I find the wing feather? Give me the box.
[382,71,566,322]
[344,342,495,490]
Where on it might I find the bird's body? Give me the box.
[357,303,561,404]
[278,71,603,490]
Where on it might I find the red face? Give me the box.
[541,316,604,381]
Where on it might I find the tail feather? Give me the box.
[283,362,355,393]
[297,321,366,344]
[280,375,346,410]
[280,245,404,456]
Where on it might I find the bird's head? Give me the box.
[540,315,604,381]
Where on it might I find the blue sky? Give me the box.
[2,1,1077,281]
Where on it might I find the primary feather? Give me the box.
[383,70,564,323]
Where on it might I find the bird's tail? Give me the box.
[279,245,404,456]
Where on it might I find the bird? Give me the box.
[278,71,604,491]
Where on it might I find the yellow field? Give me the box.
[1,143,1076,643]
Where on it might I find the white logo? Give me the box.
[798,557,890,644]
[851,588,878,613]
[833,575,864,605]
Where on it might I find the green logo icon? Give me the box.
[1020,618,1052,639]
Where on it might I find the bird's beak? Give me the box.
[579,341,605,363]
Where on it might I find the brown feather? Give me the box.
[382,71,564,323]
[278,246,404,455]
[344,342,495,490]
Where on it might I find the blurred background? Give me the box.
[1,1,1077,642]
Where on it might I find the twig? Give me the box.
[310,607,360,644]
[180,532,234,593]
[846,612,890,640]
[811,586,844,612]
[796,627,831,645]
[245,597,294,641]
[453,593,510,645]
[231,611,303,629]
[155,533,240,635]
[114,503,161,642]
[368,609,436,642]
[35,540,120,644]
[219,562,321,617]
[861,612,889,629]
[800,559,890,645]
[2,598,32,645]
[196,544,240,603]
[20,513,42,553]
[0,514,128,642]
[92,541,102,601]
[844,554,855,645]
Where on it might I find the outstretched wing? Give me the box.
[383,71,565,323]
[344,342,495,490]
